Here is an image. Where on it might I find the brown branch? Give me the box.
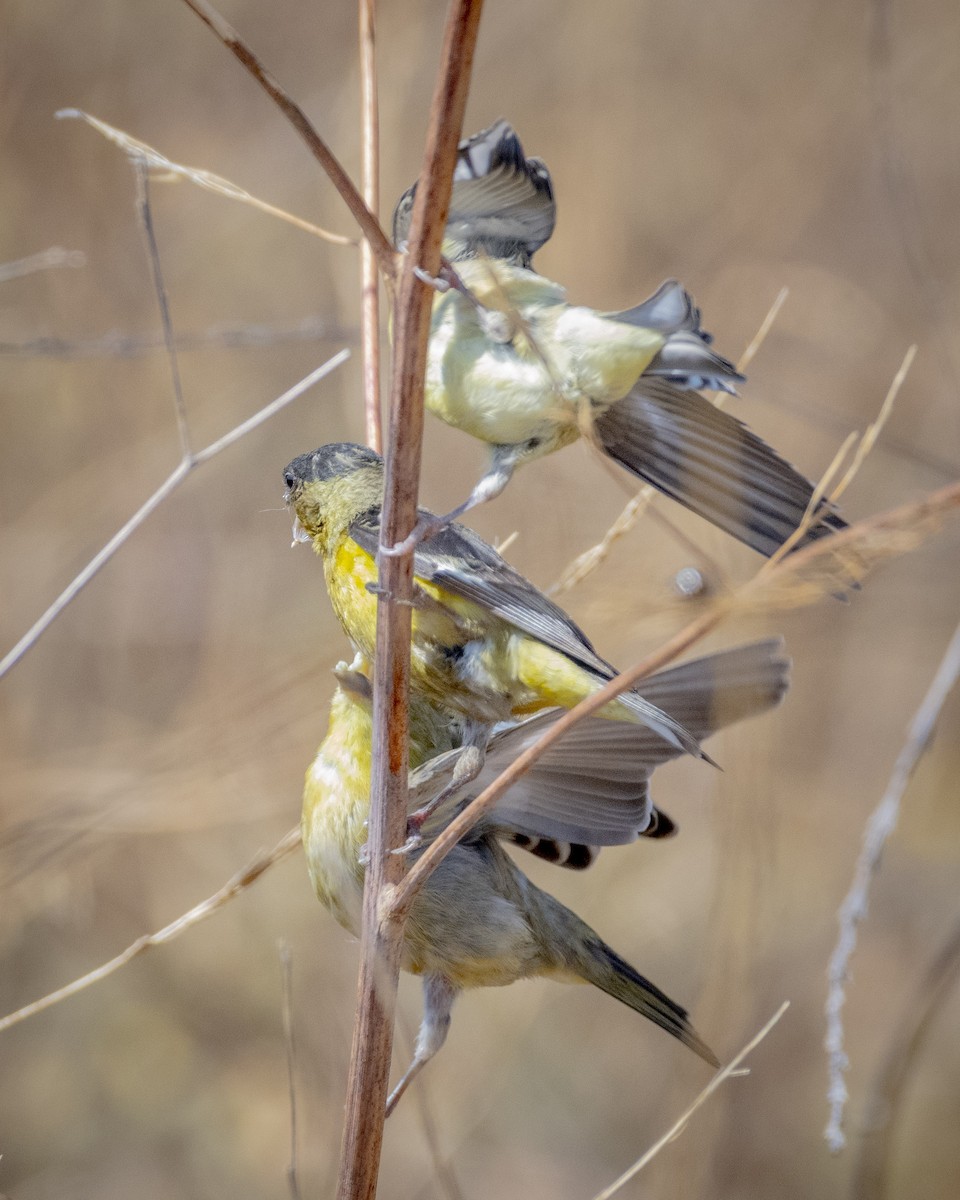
[279,939,303,1200]
[335,4,484,1199]
[178,0,397,282]
[359,0,382,452]
[392,477,960,919]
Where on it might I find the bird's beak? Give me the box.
[290,513,311,548]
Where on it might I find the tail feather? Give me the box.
[594,378,847,558]
[590,940,719,1066]
[545,896,718,1066]
[506,808,676,871]
[612,279,703,334]
[643,331,744,394]
[612,280,744,394]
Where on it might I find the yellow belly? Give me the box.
[424,261,666,446]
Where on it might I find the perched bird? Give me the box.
[392,120,847,557]
[284,441,707,761]
[302,640,791,1112]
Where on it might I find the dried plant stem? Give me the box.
[0,351,348,681]
[280,939,303,1200]
[1,317,354,360]
[831,345,915,503]
[852,918,960,1199]
[57,109,356,246]
[591,1002,790,1199]
[336,4,484,1198]
[135,160,191,457]
[0,246,86,282]
[178,0,397,283]
[824,617,960,1151]
[0,828,301,1035]
[359,0,382,452]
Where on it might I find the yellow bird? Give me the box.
[284,441,706,760]
[302,639,790,1112]
[393,120,847,556]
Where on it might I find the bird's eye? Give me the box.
[283,471,296,490]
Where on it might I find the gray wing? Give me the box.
[349,511,705,758]
[348,510,606,672]
[594,377,848,557]
[610,279,743,394]
[419,639,790,866]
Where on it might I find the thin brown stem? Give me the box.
[359,0,382,453]
[58,108,357,247]
[335,4,484,1199]
[279,939,303,1200]
[178,0,397,282]
[134,159,192,459]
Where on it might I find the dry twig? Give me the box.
[0,349,348,681]
[280,939,303,1200]
[57,110,357,246]
[358,0,382,452]
[178,0,398,285]
[334,4,484,1198]
[0,316,353,360]
[0,246,86,282]
[591,1002,790,1200]
[0,828,301,1035]
[824,617,960,1151]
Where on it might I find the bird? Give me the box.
[301,638,791,1113]
[283,441,708,762]
[391,120,847,558]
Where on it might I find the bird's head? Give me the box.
[282,442,384,551]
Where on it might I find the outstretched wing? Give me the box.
[594,377,847,557]
[414,640,790,868]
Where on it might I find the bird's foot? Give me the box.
[381,512,452,557]
[413,265,452,293]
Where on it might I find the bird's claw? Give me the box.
[381,515,448,558]
[413,265,451,293]
[390,826,424,858]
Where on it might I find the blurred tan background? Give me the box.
[2,1,959,1197]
